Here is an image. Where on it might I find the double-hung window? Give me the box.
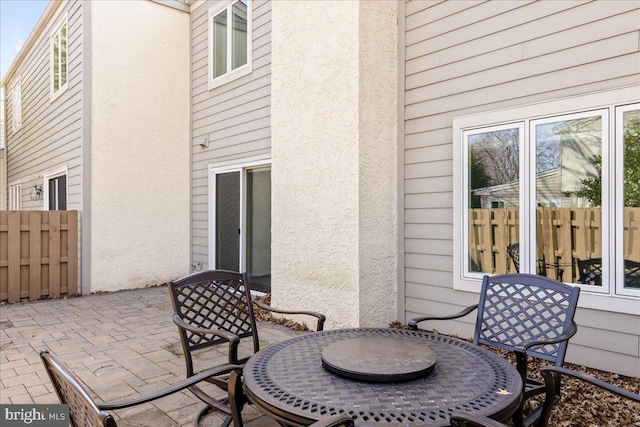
[454,87,640,312]
[208,0,251,90]
[51,17,68,98]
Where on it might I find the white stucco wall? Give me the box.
[89,0,191,291]
[271,0,397,329]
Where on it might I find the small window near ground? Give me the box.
[208,0,251,90]
[9,184,21,210]
[51,17,68,98]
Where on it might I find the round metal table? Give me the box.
[243,328,523,427]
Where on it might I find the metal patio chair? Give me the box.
[577,257,640,288]
[450,413,508,427]
[311,414,355,427]
[39,349,242,427]
[168,269,326,427]
[507,243,564,281]
[539,366,640,427]
[408,273,580,427]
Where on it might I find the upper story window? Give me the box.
[208,0,251,90]
[12,77,22,132]
[51,17,68,98]
[453,86,640,314]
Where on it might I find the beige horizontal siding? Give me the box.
[190,0,272,267]
[402,0,640,375]
[5,0,83,212]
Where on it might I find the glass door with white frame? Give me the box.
[211,164,271,292]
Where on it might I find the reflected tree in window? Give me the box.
[469,129,519,186]
[577,117,640,207]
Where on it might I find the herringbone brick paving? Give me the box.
[0,285,298,427]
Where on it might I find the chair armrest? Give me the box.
[541,366,640,402]
[516,321,578,353]
[450,412,507,427]
[253,300,326,331]
[408,304,478,330]
[539,366,640,427]
[172,314,240,344]
[310,414,354,427]
[98,364,243,410]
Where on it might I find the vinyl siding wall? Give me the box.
[190,0,272,268]
[4,0,83,212]
[402,0,640,376]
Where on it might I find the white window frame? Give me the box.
[462,122,525,282]
[528,109,611,295]
[44,167,68,211]
[208,155,270,271]
[8,181,21,210]
[615,102,640,298]
[208,0,252,90]
[50,14,68,101]
[453,85,640,315]
[12,76,22,133]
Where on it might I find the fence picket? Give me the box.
[29,211,42,301]
[8,212,20,303]
[49,212,61,299]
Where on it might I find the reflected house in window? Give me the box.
[473,117,602,209]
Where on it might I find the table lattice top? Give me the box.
[243,328,522,427]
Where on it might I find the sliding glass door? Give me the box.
[211,163,271,292]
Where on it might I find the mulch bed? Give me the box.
[253,296,639,427]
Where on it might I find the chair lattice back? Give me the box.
[577,258,603,286]
[507,243,521,272]
[624,260,640,288]
[40,350,117,427]
[474,274,580,364]
[169,270,259,354]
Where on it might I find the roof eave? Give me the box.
[1,0,60,88]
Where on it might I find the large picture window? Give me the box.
[208,0,251,90]
[51,18,68,98]
[454,88,640,310]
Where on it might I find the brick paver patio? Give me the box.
[0,285,298,427]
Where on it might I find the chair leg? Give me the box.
[194,405,215,427]
[229,369,245,427]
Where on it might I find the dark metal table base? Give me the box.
[243,328,522,427]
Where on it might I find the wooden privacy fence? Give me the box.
[0,210,79,303]
[469,207,640,282]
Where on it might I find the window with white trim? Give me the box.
[51,17,68,97]
[208,0,251,90]
[46,174,67,210]
[454,89,640,308]
[12,77,22,132]
[9,183,21,210]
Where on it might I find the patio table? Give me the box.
[242,328,522,427]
